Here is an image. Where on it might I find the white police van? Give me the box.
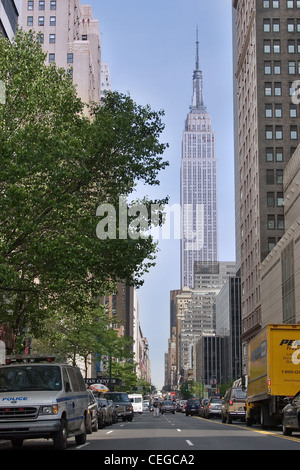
[0,355,88,449]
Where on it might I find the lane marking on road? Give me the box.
[186,440,194,446]
[106,430,113,435]
[177,429,181,432]
[76,442,90,449]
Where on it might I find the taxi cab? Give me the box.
[0,355,88,449]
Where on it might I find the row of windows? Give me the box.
[265,146,296,161]
[267,191,284,206]
[28,0,56,10]
[48,53,73,64]
[263,18,300,32]
[265,125,299,139]
[267,214,285,230]
[266,168,284,183]
[27,15,56,26]
[263,0,300,7]
[264,60,300,74]
[264,39,300,53]
[264,81,297,95]
[265,103,299,118]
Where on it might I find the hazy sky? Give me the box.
[82,0,235,389]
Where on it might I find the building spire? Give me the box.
[191,27,206,112]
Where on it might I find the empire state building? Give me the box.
[180,34,218,288]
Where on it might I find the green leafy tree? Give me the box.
[0,31,169,338]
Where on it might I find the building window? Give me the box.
[265,82,272,95]
[267,169,275,184]
[265,104,273,117]
[290,104,297,117]
[50,16,56,26]
[274,83,282,95]
[276,126,283,139]
[288,19,295,31]
[39,1,45,10]
[38,16,44,26]
[290,125,298,139]
[264,40,271,53]
[277,192,284,206]
[287,0,294,7]
[267,192,275,206]
[38,33,44,44]
[278,215,285,230]
[27,1,34,10]
[265,61,272,74]
[268,215,275,230]
[67,53,73,64]
[266,126,273,139]
[49,53,55,64]
[274,40,281,53]
[289,61,296,74]
[274,61,281,74]
[276,148,284,161]
[268,237,276,252]
[49,33,55,44]
[27,16,33,26]
[273,19,280,32]
[264,19,271,32]
[82,35,88,40]
[266,148,274,161]
[275,104,282,117]
[288,39,295,52]
[50,0,56,10]
[276,169,284,184]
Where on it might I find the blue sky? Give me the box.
[83,0,235,389]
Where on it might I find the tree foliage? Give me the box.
[0,31,169,337]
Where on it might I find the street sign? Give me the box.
[85,377,121,385]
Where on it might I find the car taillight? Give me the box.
[229,400,233,405]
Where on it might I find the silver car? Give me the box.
[204,397,222,419]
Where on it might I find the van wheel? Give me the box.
[75,417,87,446]
[53,418,68,450]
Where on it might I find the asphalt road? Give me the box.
[2,410,300,453]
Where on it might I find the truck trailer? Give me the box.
[246,324,300,428]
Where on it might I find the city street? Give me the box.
[1,411,300,452]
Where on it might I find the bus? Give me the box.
[128,393,143,413]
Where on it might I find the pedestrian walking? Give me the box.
[153,399,160,417]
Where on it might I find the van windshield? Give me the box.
[0,366,62,392]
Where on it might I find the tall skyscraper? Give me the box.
[232,0,300,371]
[181,32,218,288]
[0,0,20,40]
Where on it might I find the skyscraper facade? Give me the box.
[21,0,101,107]
[233,0,300,370]
[181,33,218,288]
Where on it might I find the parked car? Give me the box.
[221,387,246,424]
[282,391,300,436]
[162,400,175,414]
[98,397,113,426]
[87,390,99,433]
[199,398,208,417]
[95,397,106,428]
[204,397,222,419]
[185,398,200,416]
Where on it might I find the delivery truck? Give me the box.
[245,324,300,428]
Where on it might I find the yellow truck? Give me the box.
[245,324,300,428]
